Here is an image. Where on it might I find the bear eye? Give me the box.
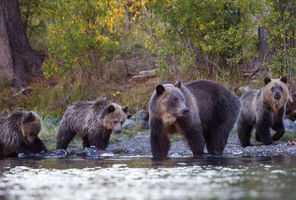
[279,86,283,91]
[174,98,178,102]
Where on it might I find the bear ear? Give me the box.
[156,85,165,95]
[108,105,115,113]
[280,76,287,84]
[24,112,35,123]
[264,77,271,85]
[174,80,182,88]
[123,106,129,113]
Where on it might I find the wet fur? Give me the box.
[0,111,47,157]
[237,78,289,147]
[56,98,128,150]
[149,80,241,158]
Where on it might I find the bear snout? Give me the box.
[113,128,122,133]
[274,92,282,100]
[182,108,189,115]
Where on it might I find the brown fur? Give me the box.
[263,79,289,112]
[149,80,241,158]
[0,111,47,157]
[56,98,128,150]
[237,77,289,147]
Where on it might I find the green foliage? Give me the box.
[280,129,296,142]
[170,134,184,142]
[19,0,48,51]
[263,0,296,77]
[145,0,262,76]
[110,128,137,144]
[41,0,125,77]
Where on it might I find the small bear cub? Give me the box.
[0,111,47,157]
[56,98,129,150]
[237,77,289,147]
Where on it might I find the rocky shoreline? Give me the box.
[106,130,296,157]
[26,110,296,159]
[106,110,296,158]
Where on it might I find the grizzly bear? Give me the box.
[56,98,129,150]
[149,80,241,158]
[0,111,47,157]
[237,77,289,147]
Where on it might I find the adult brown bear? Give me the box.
[0,111,47,157]
[237,77,289,147]
[149,80,241,159]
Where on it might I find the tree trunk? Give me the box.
[244,27,269,77]
[0,0,43,87]
[0,6,13,81]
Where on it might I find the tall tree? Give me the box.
[0,0,43,87]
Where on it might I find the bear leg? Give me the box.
[82,136,90,148]
[272,125,285,141]
[255,121,272,145]
[255,132,262,142]
[272,108,285,141]
[203,129,214,153]
[177,118,204,156]
[207,122,234,155]
[30,137,48,153]
[185,131,204,156]
[17,142,36,155]
[103,133,111,149]
[150,118,170,159]
[237,119,254,147]
[88,129,106,150]
[56,124,76,149]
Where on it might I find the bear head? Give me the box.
[153,80,189,124]
[263,77,289,111]
[102,103,129,133]
[21,112,42,144]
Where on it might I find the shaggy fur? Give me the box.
[237,77,289,147]
[0,111,47,157]
[149,80,241,159]
[56,98,128,150]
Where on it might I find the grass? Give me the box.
[231,128,237,134]
[109,128,138,144]
[39,117,59,140]
[249,129,296,144]
[281,129,296,142]
[169,134,184,142]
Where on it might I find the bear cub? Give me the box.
[0,111,47,157]
[149,80,241,159]
[56,98,129,150]
[237,77,289,147]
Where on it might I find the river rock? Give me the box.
[131,110,149,121]
[123,119,136,130]
[284,119,296,130]
[135,119,149,129]
[44,117,60,126]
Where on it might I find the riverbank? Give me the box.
[26,128,296,159]
[26,110,296,159]
[107,130,296,157]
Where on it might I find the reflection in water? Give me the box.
[0,157,296,199]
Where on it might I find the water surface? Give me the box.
[0,156,296,200]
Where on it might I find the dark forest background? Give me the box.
[0,0,296,119]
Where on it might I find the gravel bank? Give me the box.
[107,130,296,157]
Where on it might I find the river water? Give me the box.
[0,156,296,200]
